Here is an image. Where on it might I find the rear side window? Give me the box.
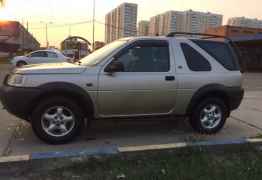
[192,40,238,70]
[47,52,58,58]
[181,43,211,71]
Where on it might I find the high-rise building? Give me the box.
[147,10,222,36]
[148,15,161,36]
[228,17,262,29]
[137,20,149,36]
[159,14,166,35]
[163,11,184,34]
[105,3,138,43]
[183,10,222,33]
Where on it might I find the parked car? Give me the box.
[11,49,71,67]
[0,33,244,144]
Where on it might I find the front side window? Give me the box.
[181,43,211,72]
[114,41,170,72]
[30,51,48,58]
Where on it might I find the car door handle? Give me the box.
[165,76,175,81]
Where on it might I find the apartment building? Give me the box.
[137,20,149,36]
[105,3,138,43]
[165,11,184,33]
[147,10,222,36]
[148,15,161,35]
[183,10,222,33]
[228,17,262,29]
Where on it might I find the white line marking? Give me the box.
[0,155,30,163]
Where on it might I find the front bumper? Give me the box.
[0,80,41,121]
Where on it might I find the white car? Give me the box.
[11,49,71,67]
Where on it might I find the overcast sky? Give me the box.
[1,0,262,46]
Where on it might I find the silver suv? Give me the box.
[0,33,244,144]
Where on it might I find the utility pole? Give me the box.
[45,23,49,48]
[92,0,95,51]
[40,21,52,48]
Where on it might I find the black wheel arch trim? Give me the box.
[17,60,27,65]
[186,84,244,116]
[30,82,95,119]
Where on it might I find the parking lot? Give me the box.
[0,64,262,156]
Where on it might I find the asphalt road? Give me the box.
[0,64,262,156]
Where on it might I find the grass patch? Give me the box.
[20,145,262,180]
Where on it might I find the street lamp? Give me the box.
[40,21,53,48]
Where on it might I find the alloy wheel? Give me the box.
[41,106,76,137]
[200,104,222,129]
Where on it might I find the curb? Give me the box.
[0,138,262,163]
[31,145,119,160]
[118,138,262,153]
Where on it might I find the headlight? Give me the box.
[7,74,25,87]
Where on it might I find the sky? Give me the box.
[0,0,262,47]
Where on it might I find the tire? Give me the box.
[16,61,27,67]
[31,97,85,144]
[189,97,228,134]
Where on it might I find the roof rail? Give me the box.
[166,32,230,40]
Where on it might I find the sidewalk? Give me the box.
[0,106,20,156]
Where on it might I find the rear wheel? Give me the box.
[16,61,27,67]
[31,97,85,144]
[189,97,228,134]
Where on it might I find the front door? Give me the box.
[29,51,48,64]
[98,40,177,118]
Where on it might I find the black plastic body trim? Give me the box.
[0,82,94,121]
[186,84,244,116]
[227,87,244,110]
[36,82,95,118]
[0,85,41,120]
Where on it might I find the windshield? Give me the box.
[80,40,128,66]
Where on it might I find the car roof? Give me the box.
[123,36,229,44]
[121,36,204,41]
[32,49,62,54]
[122,36,170,41]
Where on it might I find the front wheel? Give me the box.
[189,98,228,134]
[31,97,85,144]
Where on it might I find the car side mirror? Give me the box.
[105,60,124,73]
